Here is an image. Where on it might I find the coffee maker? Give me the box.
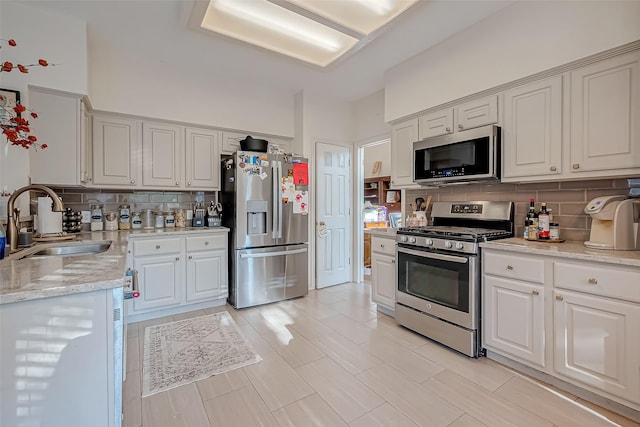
[584,195,640,250]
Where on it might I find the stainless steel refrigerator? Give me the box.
[221,151,309,308]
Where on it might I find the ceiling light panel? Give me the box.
[283,0,419,36]
[202,0,359,67]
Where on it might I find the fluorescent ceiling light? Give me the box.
[197,0,418,68]
[285,0,419,36]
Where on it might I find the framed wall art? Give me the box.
[0,88,21,118]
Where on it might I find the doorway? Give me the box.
[356,138,398,284]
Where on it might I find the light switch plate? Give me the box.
[81,211,91,223]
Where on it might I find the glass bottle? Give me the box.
[118,204,131,230]
[538,202,550,240]
[90,204,104,231]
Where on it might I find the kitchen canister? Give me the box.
[118,204,131,230]
[104,212,118,231]
[175,209,186,228]
[141,209,154,229]
[164,211,175,228]
[90,204,104,231]
[154,211,164,228]
[131,211,143,229]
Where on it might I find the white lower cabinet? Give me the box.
[128,231,229,322]
[370,236,396,314]
[482,247,640,410]
[483,275,545,367]
[185,234,228,303]
[553,289,640,404]
[133,253,183,311]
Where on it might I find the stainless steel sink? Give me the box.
[25,241,112,258]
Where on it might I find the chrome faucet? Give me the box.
[6,185,64,253]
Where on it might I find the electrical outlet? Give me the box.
[81,211,91,223]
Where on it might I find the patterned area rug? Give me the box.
[142,311,261,397]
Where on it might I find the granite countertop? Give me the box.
[364,228,398,238]
[0,227,229,305]
[480,237,640,267]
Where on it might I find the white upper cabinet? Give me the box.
[502,76,563,180]
[221,131,292,154]
[390,118,419,188]
[185,127,221,190]
[569,50,640,174]
[418,108,453,139]
[455,95,498,131]
[29,87,90,186]
[92,114,141,187]
[142,122,183,189]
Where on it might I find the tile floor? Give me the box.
[124,282,640,427]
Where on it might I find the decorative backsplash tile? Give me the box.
[34,188,218,219]
[405,177,638,243]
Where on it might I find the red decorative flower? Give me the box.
[1,38,54,149]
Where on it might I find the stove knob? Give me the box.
[455,242,464,250]
[425,239,434,246]
[399,236,408,243]
[409,237,417,243]
[444,241,453,249]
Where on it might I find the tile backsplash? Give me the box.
[405,177,638,243]
[31,188,218,226]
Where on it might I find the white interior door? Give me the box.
[316,143,351,288]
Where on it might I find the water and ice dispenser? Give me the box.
[246,200,267,235]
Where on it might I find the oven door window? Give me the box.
[398,248,470,312]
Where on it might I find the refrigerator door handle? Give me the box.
[276,160,283,239]
[272,162,279,239]
[240,248,308,259]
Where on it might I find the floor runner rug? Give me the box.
[142,311,261,397]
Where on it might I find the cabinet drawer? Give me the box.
[554,261,640,303]
[483,251,544,284]
[133,237,182,256]
[186,233,227,252]
[371,237,396,256]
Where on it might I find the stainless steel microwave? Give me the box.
[413,125,501,185]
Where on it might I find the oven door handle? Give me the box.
[397,247,469,264]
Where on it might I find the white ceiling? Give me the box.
[19,0,514,103]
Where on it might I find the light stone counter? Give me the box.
[480,237,640,267]
[364,228,398,239]
[0,227,229,304]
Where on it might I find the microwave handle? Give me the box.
[398,247,469,264]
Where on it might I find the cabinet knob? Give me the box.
[445,127,451,132]
[555,295,564,301]
[458,124,464,130]
[175,257,180,261]
[156,245,161,249]
[130,179,136,184]
[380,244,384,248]
[506,265,514,270]
[205,241,209,245]
[175,181,180,186]
[532,290,540,296]
[572,163,580,169]
[550,166,557,171]
[588,277,598,285]
[392,259,396,263]
[188,255,193,260]
[187,181,191,186]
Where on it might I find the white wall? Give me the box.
[363,143,391,179]
[385,0,640,122]
[0,2,87,201]
[351,90,390,144]
[296,90,353,289]
[89,40,294,136]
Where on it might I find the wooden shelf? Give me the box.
[363,176,400,213]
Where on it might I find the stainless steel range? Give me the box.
[395,201,514,357]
